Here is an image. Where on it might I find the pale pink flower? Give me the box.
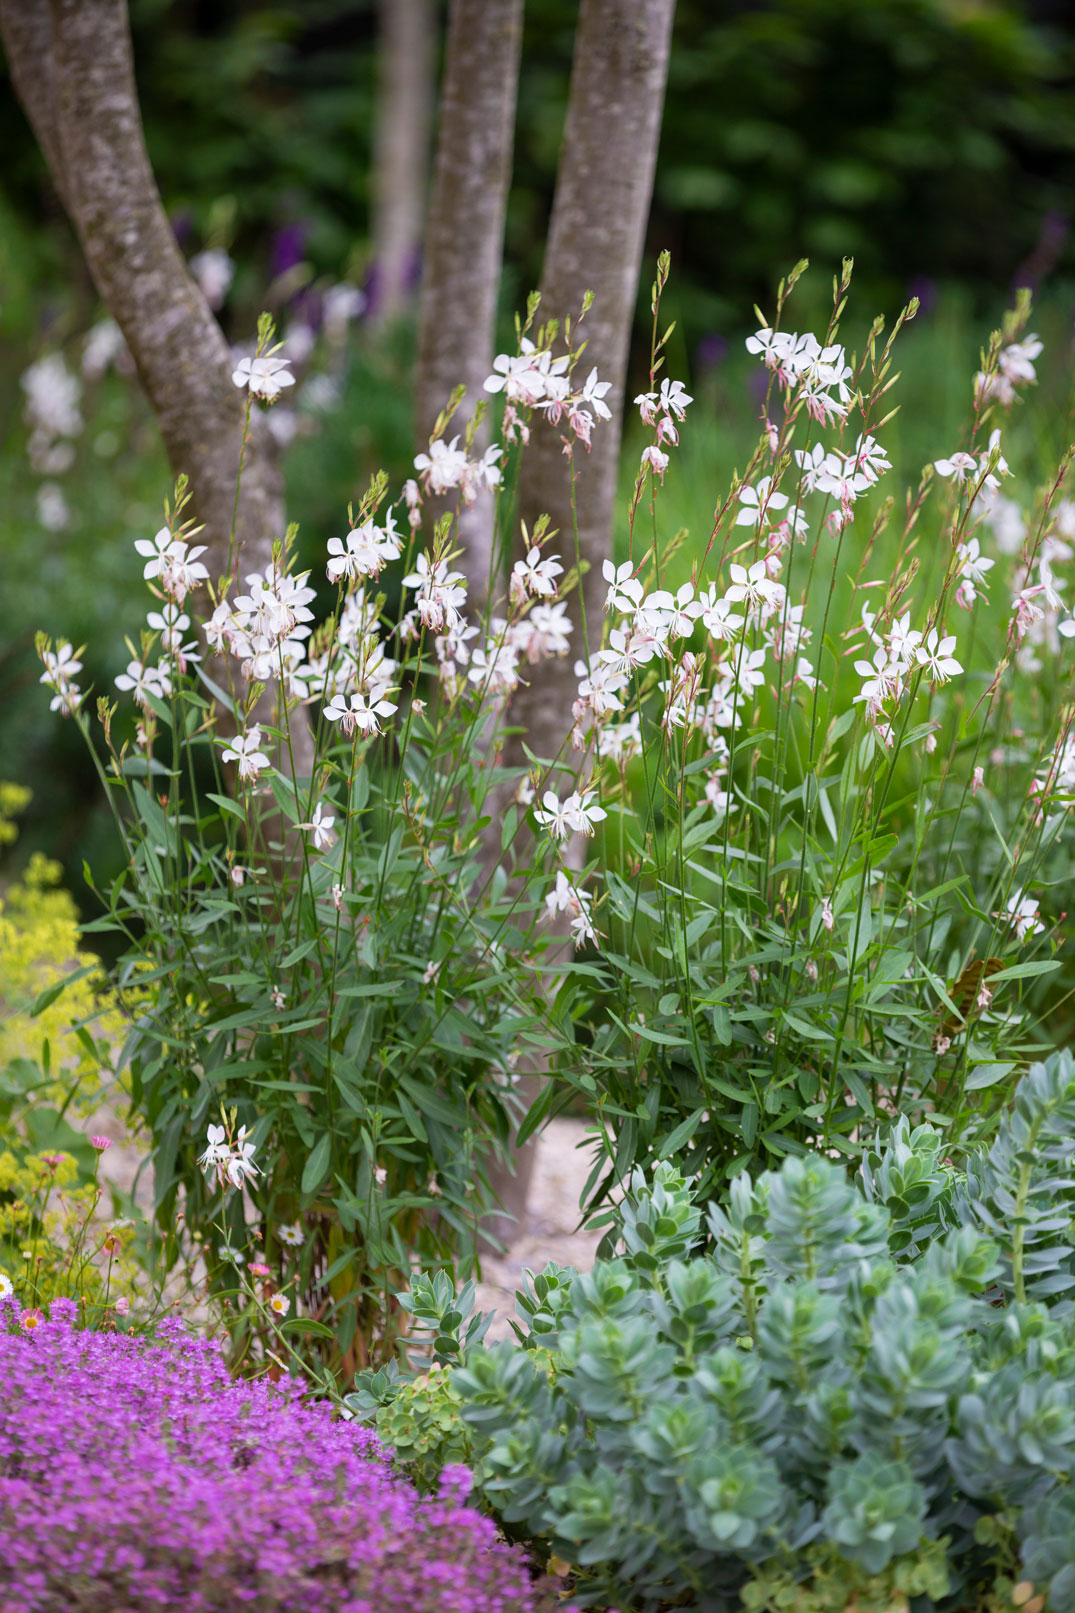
[934,451,977,483]
[1006,891,1044,941]
[641,444,670,481]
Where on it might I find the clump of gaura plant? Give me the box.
[38,263,1073,1369]
[547,261,1073,1206]
[358,1049,1075,1613]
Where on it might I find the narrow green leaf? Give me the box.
[301,1133,332,1196]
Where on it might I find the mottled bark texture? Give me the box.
[369,0,434,327]
[414,0,523,599]
[482,0,676,1252]
[513,0,676,761]
[0,0,284,591]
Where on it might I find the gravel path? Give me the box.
[90,1103,602,1342]
[474,1118,603,1339]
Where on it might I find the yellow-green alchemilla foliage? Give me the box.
[0,782,121,1106]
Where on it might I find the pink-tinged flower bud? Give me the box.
[971,766,985,796]
[114,1296,130,1315]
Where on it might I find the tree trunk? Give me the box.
[368,0,434,328]
[482,0,676,1252]
[513,0,677,754]
[414,0,523,600]
[0,0,285,592]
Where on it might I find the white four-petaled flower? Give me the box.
[221,725,271,783]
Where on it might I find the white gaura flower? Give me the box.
[886,612,922,666]
[1006,891,1044,942]
[467,636,520,696]
[115,658,170,707]
[519,601,573,660]
[414,435,468,495]
[135,527,181,582]
[232,353,295,401]
[461,444,503,503]
[640,444,670,480]
[999,335,1042,384]
[956,538,994,591]
[698,587,744,643]
[40,641,84,714]
[915,628,962,684]
[933,451,977,483]
[638,585,700,641]
[325,685,397,737]
[401,551,468,632]
[221,725,271,782]
[198,1124,230,1177]
[658,377,692,420]
[724,560,783,612]
[734,477,788,528]
[484,337,566,405]
[745,327,793,368]
[163,543,210,603]
[602,558,644,615]
[544,873,599,947]
[533,790,575,840]
[978,427,1010,489]
[564,788,607,836]
[578,366,613,421]
[728,644,767,694]
[327,524,392,583]
[853,647,899,707]
[299,801,336,851]
[511,546,563,600]
[795,442,827,493]
[226,1125,260,1189]
[598,627,660,679]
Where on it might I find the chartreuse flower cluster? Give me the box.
[0,1295,570,1613]
[356,1050,1075,1613]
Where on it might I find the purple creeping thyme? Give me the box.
[0,1296,568,1613]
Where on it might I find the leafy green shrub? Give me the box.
[548,270,1073,1208]
[39,265,1075,1373]
[363,1049,1075,1612]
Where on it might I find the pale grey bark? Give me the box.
[483,0,676,1251]
[369,0,434,327]
[414,0,523,600]
[512,0,677,762]
[0,0,284,593]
